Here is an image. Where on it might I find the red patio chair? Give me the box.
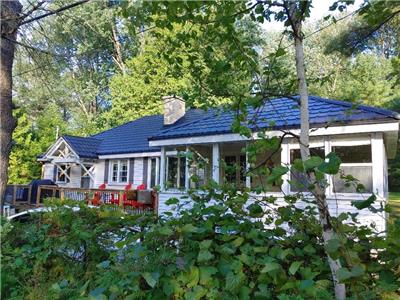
[111,183,132,205]
[91,183,106,206]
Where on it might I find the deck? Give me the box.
[4,184,158,215]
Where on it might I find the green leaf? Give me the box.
[304,244,316,254]
[199,240,212,250]
[197,250,214,262]
[304,156,324,170]
[225,271,246,291]
[337,268,353,282]
[300,279,314,290]
[289,261,303,275]
[142,272,158,288]
[182,224,198,233]
[97,260,110,269]
[352,194,376,210]
[247,203,264,218]
[275,48,286,57]
[165,197,179,205]
[261,262,281,273]
[159,226,173,236]
[186,266,200,288]
[267,166,289,184]
[199,266,218,285]
[185,286,207,300]
[325,239,341,254]
[318,152,341,174]
[232,237,244,247]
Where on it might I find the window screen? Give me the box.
[332,145,371,163]
[333,166,373,193]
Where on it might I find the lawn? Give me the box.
[389,192,400,219]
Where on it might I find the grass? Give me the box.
[388,192,400,219]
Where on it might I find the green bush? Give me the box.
[2,193,399,299]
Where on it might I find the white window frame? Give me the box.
[165,153,186,190]
[286,136,375,199]
[56,164,71,183]
[288,140,325,195]
[109,159,129,184]
[328,138,373,199]
[147,157,159,188]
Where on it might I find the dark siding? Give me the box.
[143,158,148,187]
[104,159,109,183]
[129,158,135,183]
[53,165,57,182]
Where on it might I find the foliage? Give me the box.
[2,185,400,299]
[107,17,263,127]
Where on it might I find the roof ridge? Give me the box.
[63,134,101,141]
[90,114,163,138]
[310,95,400,120]
[148,108,220,140]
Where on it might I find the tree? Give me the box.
[1,0,23,215]
[107,19,262,127]
[120,1,356,297]
[0,0,114,213]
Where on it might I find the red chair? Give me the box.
[91,184,106,206]
[111,183,132,205]
[137,184,146,190]
[123,184,147,208]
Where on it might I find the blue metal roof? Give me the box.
[62,135,101,159]
[61,96,399,158]
[150,96,400,140]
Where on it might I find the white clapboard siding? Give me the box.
[43,163,55,180]
[158,192,387,234]
[133,158,144,188]
[93,160,105,188]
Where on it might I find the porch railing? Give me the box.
[5,184,158,215]
[4,184,32,206]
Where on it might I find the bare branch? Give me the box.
[19,0,90,26]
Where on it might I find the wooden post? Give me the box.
[36,186,41,207]
[27,185,32,204]
[60,188,65,200]
[13,185,17,206]
[119,191,124,209]
[160,147,166,190]
[154,191,159,216]
[212,143,220,184]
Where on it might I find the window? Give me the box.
[188,150,211,189]
[332,144,372,193]
[223,155,246,186]
[109,160,128,184]
[81,164,92,188]
[289,147,324,192]
[166,156,185,189]
[57,165,70,183]
[150,158,157,188]
[250,150,281,192]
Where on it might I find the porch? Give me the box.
[4,184,158,215]
[157,132,387,200]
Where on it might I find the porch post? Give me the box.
[160,147,166,190]
[245,144,251,188]
[212,143,220,184]
[372,132,384,198]
[281,140,290,194]
[185,146,190,190]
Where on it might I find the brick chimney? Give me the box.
[163,95,185,125]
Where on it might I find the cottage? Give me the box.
[39,95,400,232]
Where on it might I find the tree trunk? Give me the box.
[1,1,22,215]
[293,21,346,300]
